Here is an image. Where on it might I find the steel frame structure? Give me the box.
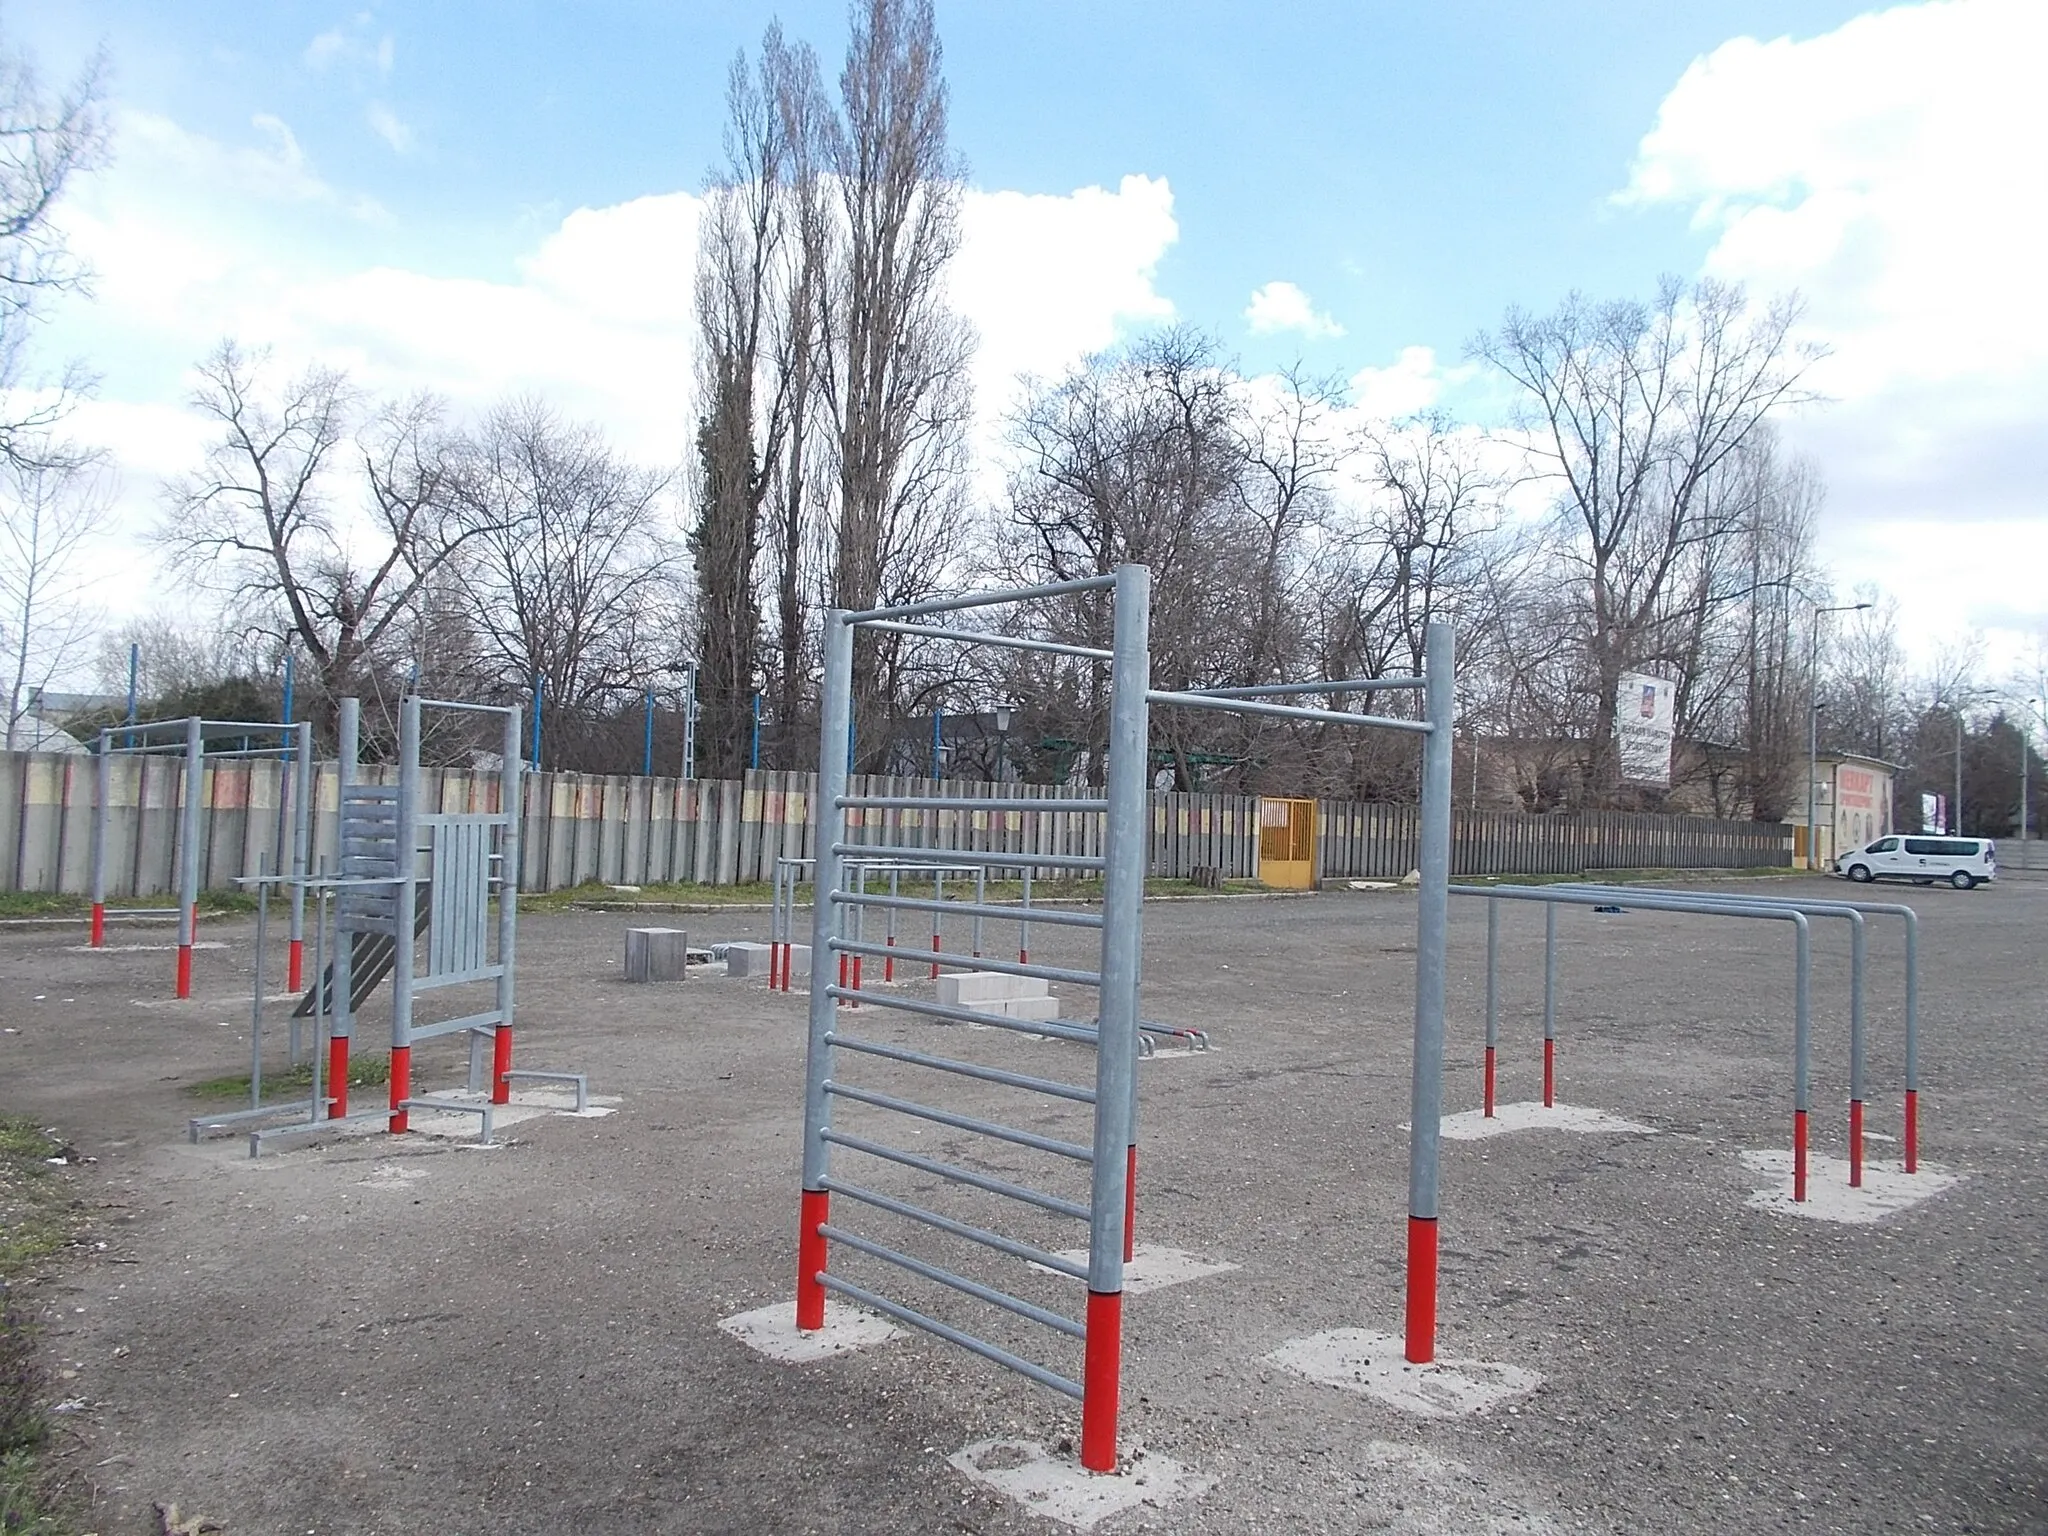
[89,717,313,999]
[791,565,1457,1470]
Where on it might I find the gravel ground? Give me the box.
[0,873,2041,1534]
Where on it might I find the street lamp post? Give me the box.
[992,703,1014,784]
[1807,602,1871,871]
[1948,687,1994,836]
[2024,698,2038,869]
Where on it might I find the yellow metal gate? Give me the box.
[1258,797,1317,888]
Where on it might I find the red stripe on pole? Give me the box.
[852,954,863,999]
[930,931,940,980]
[1904,1089,1919,1174]
[491,1025,513,1105]
[89,903,105,947]
[1793,1108,1808,1203]
[885,934,895,983]
[175,945,193,999]
[287,937,303,994]
[327,1036,350,1118]
[1848,1098,1863,1188]
[1080,1289,1123,1473]
[796,1189,830,1331]
[1542,1037,1555,1107]
[1404,1215,1438,1364]
[389,1045,412,1134]
[1123,1144,1137,1264]
[1483,1045,1496,1118]
[836,951,848,1007]
[190,904,199,940]
[1019,948,1028,966]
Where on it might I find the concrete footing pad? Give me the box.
[1034,1243,1239,1295]
[948,1439,1215,1530]
[1436,1101,1656,1140]
[716,1300,903,1363]
[1741,1149,1961,1223]
[1270,1328,1542,1417]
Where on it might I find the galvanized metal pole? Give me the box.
[176,715,203,999]
[493,704,522,1105]
[682,665,697,780]
[1403,619,1455,1366]
[124,643,138,746]
[1081,562,1148,1472]
[388,695,421,1133]
[90,729,110,946]
[329,698,359,1116]
[1483,897,1499,1117]
[249,858,269,1109]
[643,687,655,777]
[1903,914,1919,1172]
[288,721,312,997]
[1793,914,1812,1202]
[1542,902,1558,1107]
[796,609,855,1331]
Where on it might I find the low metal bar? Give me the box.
[822,1176,1090,1279]
[405,1010,508,1042]
[1146,688,1434,735]
[414,698,519,717]
[815,1273,1083,1400]
[823,986,1105,1046]
[820,1223,1086,1340]
[833,890,1104,931]
[828,936,1099,989]
[823,1129,1089,1219]
[842,573,1117,624]
[827,1031,1096,1103]
[188,1098,322,1141]
[833,842,1105,872]
[1189,677,1426,697]
[857,621,1112,662]
[824,1081,1094,1162]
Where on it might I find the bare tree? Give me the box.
[1472,278,1821,802]
[2,453,108,746]
[0,29,108,470]
[456,398,681,770]
[159,344,478,727]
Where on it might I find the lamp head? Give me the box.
[994,704,1014,733]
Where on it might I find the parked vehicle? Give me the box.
[1835,835,1997,889]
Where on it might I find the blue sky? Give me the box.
[11,0,2045,668]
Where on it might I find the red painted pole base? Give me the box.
[1123,1144,1137,1263]
[175,944,193,999]
[885,935,895,983]
[89,903,105,947]
[389,1045,412,1134]
[1848,1098,1864,1188]
[1793,1108,1809,1202]
[326,1036,350,1118]
[491,1024,513,1105]
[1080,1289,1124,1473]
[1542,1037,1555,1107]
[190,903,199,939]
[852,954,864,999]
[1404,1215,1438,1364]
[930,936,940,981]
[797,1189,830,1330]
[287,937,304,994]
[1483,1045,1496,1117]
[1904,1089,1918,1173]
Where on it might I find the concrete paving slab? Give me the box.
[1741,1148,1962,1223]
[1270,1328,1542,1418]
[716,1299,903,1363]
[1436,1100,1658,1140]
[947,1438,1215,1530]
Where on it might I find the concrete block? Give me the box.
[724,941,809,980]
[625,926,688,982]
[1001,995,1062,1022]
[938,970,1048,1007]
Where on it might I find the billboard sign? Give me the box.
[1615,672,1677,786]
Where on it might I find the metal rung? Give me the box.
[831,843,1105,872]
[857,619,1113,662]
[842,572,1117,624]
[824,1081,1093,1162]
[827,1032,1094,1103]
[821,1177,1089,1278]
[408,1011,506,1042]
[1147,687,1433,735]
[821,1223,1085,1340]
[831,891,1103,930]
[823,1128,1090,1219]
[829,937,1098,989]
[815,1273,1083,1400]
[1192,676,1425,697]
[824,987,1102,1047]
[837,796,1110,813]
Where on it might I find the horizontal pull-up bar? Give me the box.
[843,574,1118,625]
[838,796,1109,813]
[859,620,1113,661]
[833,889,1105,931]
[1147,688,1434,735]
[832,842,1105,872]
[413,697,520,717]
[1189,676,1425,697]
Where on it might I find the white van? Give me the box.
[1836,835,1997,889]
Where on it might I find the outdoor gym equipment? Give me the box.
[88,716,313,999]
[790,564,1456,1470]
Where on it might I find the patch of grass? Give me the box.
[0,1124,75,1279]
[0,896,80,920]
[182,1054,391,1102]
[542,873,1278,910]
[0,890,258,921]
[1453,865,1797,887]
[0,1120,86,1534]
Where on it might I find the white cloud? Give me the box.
[1244,280,1344,339]
[365,102,413,154]
[1347,345,1460,420]
[1622,0,2048,660]
[306,17,393,77]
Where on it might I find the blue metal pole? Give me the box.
[125,643,139,749]
[281,649,295,742]
[751,692,762,771]
[643,687,655,776]
[530,673,543,768]
[932,708,943,779]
